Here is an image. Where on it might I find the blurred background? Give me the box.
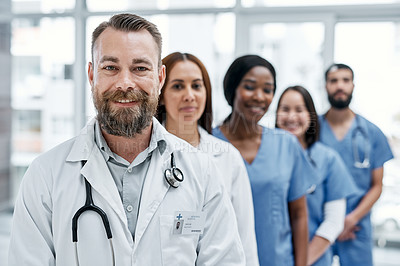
[0,0,399,265]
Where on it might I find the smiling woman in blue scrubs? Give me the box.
[276,86,357,266]
[213,55,316,266]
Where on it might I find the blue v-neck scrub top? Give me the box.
[213,126,317,266]
[319,114,393,266]
[306,142,358,266]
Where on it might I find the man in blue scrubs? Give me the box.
[319,63,393,265]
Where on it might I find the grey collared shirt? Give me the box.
[94,120,166,239]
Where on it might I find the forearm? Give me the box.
[349,183,382,222]
[289,196,308,266]
[292,216,308,266]
[349,168,383,222]
[338,168,384,241]
[307,236,330,265]
[308,199,346,265]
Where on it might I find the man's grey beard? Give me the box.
[93,88,158,138]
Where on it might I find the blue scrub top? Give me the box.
[319,114,393,265]
[213,126,317,266]
[319,115,393,212]
[306,142,358,266]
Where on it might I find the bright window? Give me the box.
[248,22,325,126]
[335,22,400,250]
[242,0,400,7]
[11,17,75,196]
[12,0,75,13]
[86,13,236,125]
[86,0,235,11]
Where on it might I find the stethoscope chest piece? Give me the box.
[164,153,184,188]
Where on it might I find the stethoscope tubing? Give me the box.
[72,161,115,266]
[72,179,113,242]
[73,239,115,266]
[351,116,370,169]
[72,153,183,265]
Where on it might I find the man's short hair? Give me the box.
[91,13,162,67]
[325,63,354,81]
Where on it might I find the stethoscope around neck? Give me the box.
[71,153,184,265]
[352,115,370,168]
[72,161,115,266]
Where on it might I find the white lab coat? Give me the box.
[9,118,245,266]
[198,127,259,266]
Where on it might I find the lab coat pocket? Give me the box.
[159,215,199,266]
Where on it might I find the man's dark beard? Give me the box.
[93,89,158,138]
[328,92,352,110]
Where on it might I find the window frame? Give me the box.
[2,1,400,132]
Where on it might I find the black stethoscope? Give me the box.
[72,161,115,266]
[164,153,184,188]
[71,153,184,265]
[352,115,370,168]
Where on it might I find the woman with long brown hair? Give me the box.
[157,52,259,265]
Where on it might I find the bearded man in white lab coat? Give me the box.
[8,13,245,266]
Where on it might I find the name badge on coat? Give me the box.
[173,211,206,235]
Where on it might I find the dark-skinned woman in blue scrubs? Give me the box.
[213,55,317,266]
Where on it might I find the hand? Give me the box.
[337,214,360,241]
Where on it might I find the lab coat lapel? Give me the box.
[66,119,129,235]
[133,148,171,249]
[80,146,127,225]
[198,126,221,157]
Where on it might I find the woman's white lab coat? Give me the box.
[9,118,245,266]
[198,126,259,266]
